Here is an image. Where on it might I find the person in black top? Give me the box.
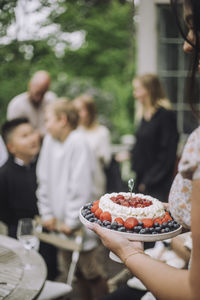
[0,118,40,235]
[131,73,179,202]
[0,118,58,280]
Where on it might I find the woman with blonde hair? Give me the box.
[131,73,179,202]
[73,94,112,199]
[134,73,172,124]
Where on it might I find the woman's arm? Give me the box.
[189,179,200,299]
[88,179,200,300]
[90,223,191,300]
[90,175,200,300]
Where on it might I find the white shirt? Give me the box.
[36,130,97,250]
[7,91,57,135]
[77,124,112,199]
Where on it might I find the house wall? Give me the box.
[137,0,170,75]
[137,0,156,74]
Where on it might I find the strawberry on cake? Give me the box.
[81,192,181,234]
[98,192,165,222]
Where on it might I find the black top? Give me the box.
[0,156,59,280]
[0,156,39,229]
[131,107,179,202]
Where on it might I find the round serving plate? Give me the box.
[79,207,182,242]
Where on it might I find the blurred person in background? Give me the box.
[7,70,57,137]
[0,118,58,280]
[73,94,112,199]
[131,73,179,202]
[0,118,40,238]
[37,99,108,300]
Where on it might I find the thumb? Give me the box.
[86,222,101,233]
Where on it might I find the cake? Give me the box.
[98,192,165,222]
[81,192,180,234]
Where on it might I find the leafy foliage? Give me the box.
[0,0,136,141]
[0,0,17,37]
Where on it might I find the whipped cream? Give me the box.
[99,192,165,221]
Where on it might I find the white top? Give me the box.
[0,136,8,167]
[7,91,57,135]
[36,130,97,250]
[169,126,200,228]
[77,124,112,199]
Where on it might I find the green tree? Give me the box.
[48,0,136,139]
[0,0,136,141]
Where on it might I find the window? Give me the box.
[157,4,199,135]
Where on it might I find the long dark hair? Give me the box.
[170,0,200,118]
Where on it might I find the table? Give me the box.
[0,235,47,300]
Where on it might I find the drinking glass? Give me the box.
[17,218,39,269]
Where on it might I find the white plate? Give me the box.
[79,207,182,242]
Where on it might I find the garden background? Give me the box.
[0,0,136,142]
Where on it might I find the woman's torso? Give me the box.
[169,126,200,228]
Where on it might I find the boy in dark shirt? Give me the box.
[0,118,58,280]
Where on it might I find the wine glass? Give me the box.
[17,218,39,269]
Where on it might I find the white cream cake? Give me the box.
[98,192,165,221]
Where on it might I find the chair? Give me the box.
[37,280,72,300]
[35,216,84,298]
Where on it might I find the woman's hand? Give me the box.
[59,223,73,235]
[88,223,143,262]
[43,217,57,231]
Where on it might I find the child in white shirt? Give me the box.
[36,99,108,299]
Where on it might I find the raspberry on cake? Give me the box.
[92,192,166,229]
